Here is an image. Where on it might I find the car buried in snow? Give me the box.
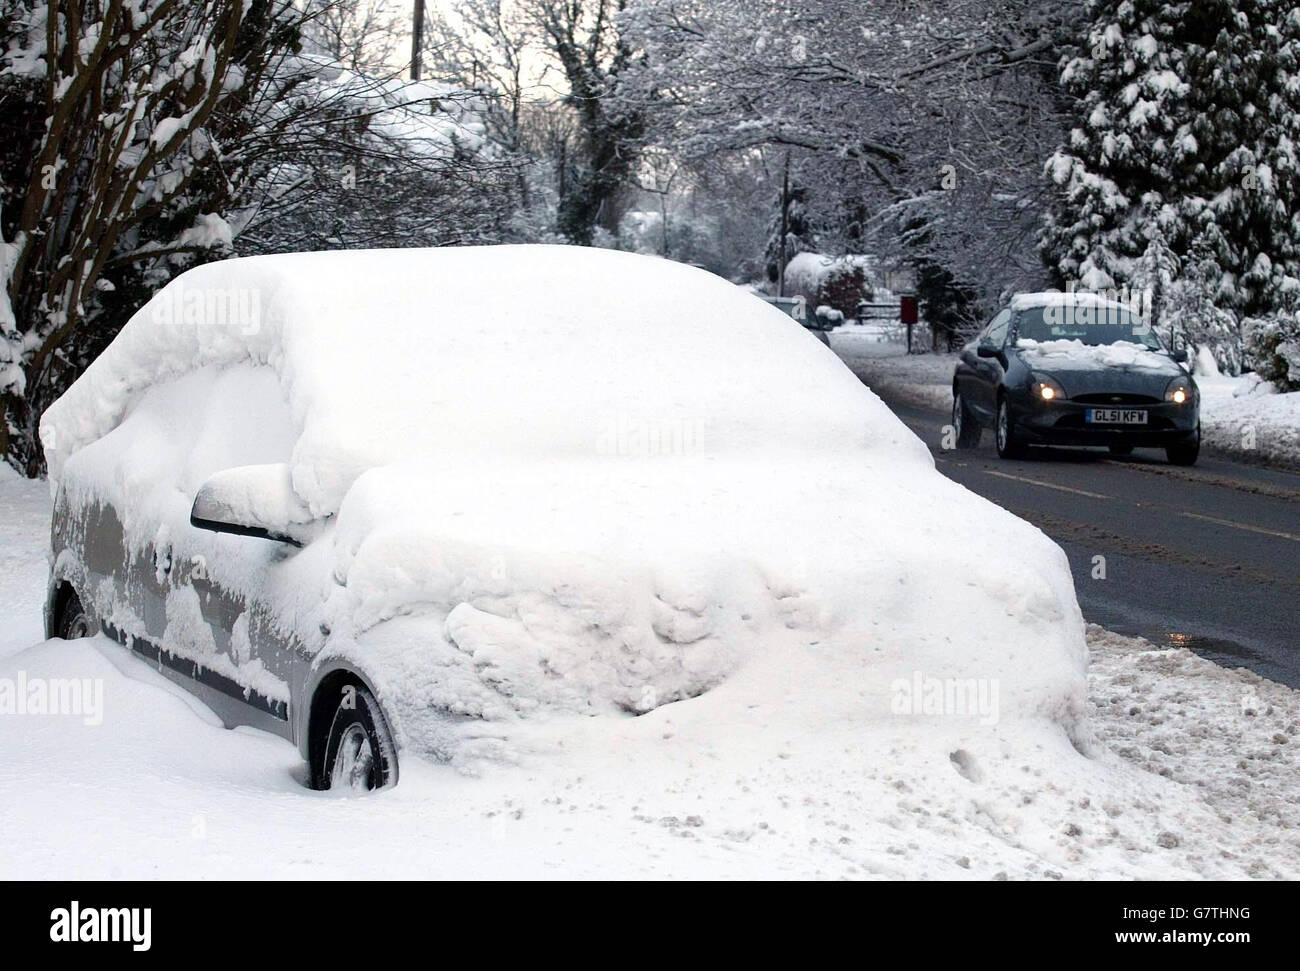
[951,292,1201,465]
[40,246,1089,794]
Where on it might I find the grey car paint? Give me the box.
[45,485,376,767]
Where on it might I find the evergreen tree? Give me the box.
[1041,0,1300,376]
[764,182,816,288]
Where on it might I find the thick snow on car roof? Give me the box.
[43,245,921,514]
[1010,290,1141,314]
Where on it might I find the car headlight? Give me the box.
[1164,376,1194,404]
[1030,373,1066,401]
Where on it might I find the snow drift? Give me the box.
[42,246,1089,768]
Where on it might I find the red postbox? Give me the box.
[899,295,918,325]
[899,294,918,352]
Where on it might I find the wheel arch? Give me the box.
[301,661,398,787]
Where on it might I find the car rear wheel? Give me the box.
[995,398,1027,459]
[316,682,398,793]
[1166,426,1200,466]
[952,392,981,449]
[1107,443,1134,457]
[56,588,96,640]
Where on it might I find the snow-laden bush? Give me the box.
[1245,313,1300,390]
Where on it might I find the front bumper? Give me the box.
[1012,393,1199,447]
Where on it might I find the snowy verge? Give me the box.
[828,331,956,413]
[0,463,53,658]
[1193,349,1300,467]
[0,473,1294,878]
[1086,624,1298,866]
[0,623,1293,879]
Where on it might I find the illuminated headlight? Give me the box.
[1031,373,1066,401]
[1164,377,1194,404]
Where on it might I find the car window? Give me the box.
[985,310,1011,347]
[1013,305,1162,349]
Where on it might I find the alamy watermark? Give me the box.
[891,670,1000,725]
[596,413,710,457]
[50,901,150,951]
[0,671,103,726]
[151,282,261,334]
[1042,282,1154,333]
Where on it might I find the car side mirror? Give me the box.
[1171,348,1188,363]
[190,463,314,546]
[976,343,1000,358]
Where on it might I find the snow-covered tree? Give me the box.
[627,0,1080,308]
[1042,0,1300,374]
[423,0,652,245]
[1,0,514,474]
[302,0,407,74]
[763,175,816,289]
[1,0,268,473]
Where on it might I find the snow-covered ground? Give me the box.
[1192,349,1300,466]
[1,466,1295,879]
[831,326,1300,468]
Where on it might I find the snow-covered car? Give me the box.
[41,246,1089,793]
[952,292,1201,465]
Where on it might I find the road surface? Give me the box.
[846,373,1300,688]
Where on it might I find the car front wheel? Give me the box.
[952,392,981,449]
[316,682,398,793]
[1166,426,1200,466]
[56,588,96,640]
[995,398,1027,459]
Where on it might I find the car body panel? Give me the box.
[44,380,392,764]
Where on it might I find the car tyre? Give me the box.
[952,392,981,449]
[995,397,1027,459]
[56,588,96,640]
[1166,426,1200,467]
[1107,443,1134,457]
[951,392,977,449]
[316,682,399,793]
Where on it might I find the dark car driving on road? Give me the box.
[952,292,1200,465]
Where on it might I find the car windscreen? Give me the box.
[1014,305,1162,349]
[765,300,804,321]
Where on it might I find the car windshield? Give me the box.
[1014,305,1163,350]
[764,298,804,321]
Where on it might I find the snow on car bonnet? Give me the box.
[1015,338,1172,370]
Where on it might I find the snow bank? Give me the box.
[0,620,1294,878]
[42,246,1089,767]
[1194,351,1300,466]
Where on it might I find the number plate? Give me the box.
[1086,408,1147,424]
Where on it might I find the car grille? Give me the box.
[1071,392,1160,405]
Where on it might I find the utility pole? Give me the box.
[777,152,790,298]
[411,0,424,81]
